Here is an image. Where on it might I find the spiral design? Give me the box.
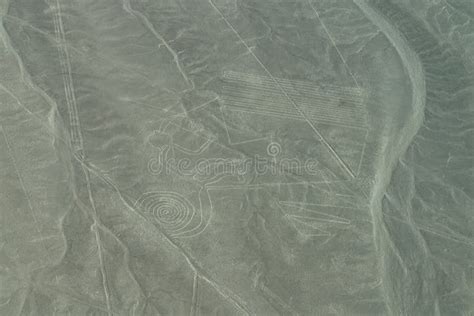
[135,191,195,235]
[267,142,281,157]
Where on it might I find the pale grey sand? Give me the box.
[0,0,472,315]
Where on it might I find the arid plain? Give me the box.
[0,0,473,315]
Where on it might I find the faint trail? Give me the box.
[50,0,83,154]
[2,14,161,106]
[85,170,113,316]
[352,0,425,122]
[307,0,361,89]
[278,203,352,225]
[0,80,75,160]
[168,97,219,119]
[38,282,110,313]
[221,71,368,128]
[208,0,355,179]
[382,212,474,247]
[78,158,252,315]
[351,0,426,248]
[190,272,199,316]
[356,131,369,176]
[223,71,364,96]
[122,0,193,90]
[47,1,112,314]
[0,12,73,152]
[258,283,299,316]
[0,125,51,260]
[352,0,430,314]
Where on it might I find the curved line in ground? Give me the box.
[351,0,427,313]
